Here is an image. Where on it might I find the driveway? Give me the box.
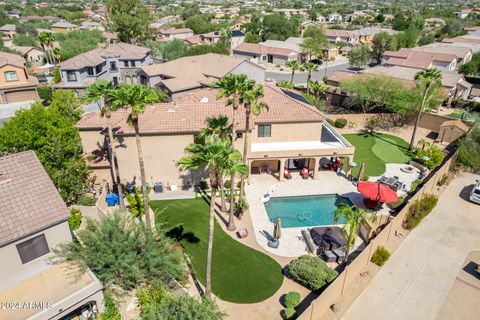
[342,172,480,320]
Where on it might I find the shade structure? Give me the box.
[273,217,281,241]
[357,181,399,203]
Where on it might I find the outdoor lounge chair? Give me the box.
[301,230,317,254]
[333,249,346,263]
[322,251,337,263]
[301,167,309,179]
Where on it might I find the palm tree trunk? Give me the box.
[291,69,295,83]
[219,175,227,212]
[307,72,312,94]
[240,107,250,201]
[227,105,237,231]
[409,86,429,151]
[134,120,151,228]
[106,116,125,209]
[206,180,217,299]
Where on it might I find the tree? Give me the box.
[56,30,103,61]
[178,139,247,299]
[36,31,55,64]
[371,32,392,65]
[83,80,125,209]
[302,62,319,94]
[49,89,83,123]
[441,18,465,38]
[334,205,375,259]
[262,13,298,41]
[185,15,214,34]
[145,39,188,61]
[302,25,326,40]
[418,34,435,46]
[409,68,442,151]
[244,32,261,44]
[392,12,409,31]
[239,81,268,200]
[457,125,480,170]
[13,34,36,46]
[126,187,150,218]
[0,103,90,201]
[301,37,324,61]
[214,74,248,228]
[286,59,301,83]
[55,211,187,290]
[459,60,479,76]
[107,0,150,44]
[376,13,385,23]
[111,85,163,228]
[393,28,418,49]
[348,44,371,69]
[310,80,327,98]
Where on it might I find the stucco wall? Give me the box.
[0,65,28,85]
[0,222,72,291]
[251,122,323,143]
[230,61,265,83]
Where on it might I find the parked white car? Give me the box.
[470,180,480,204]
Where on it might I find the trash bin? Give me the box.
[126,184,135,194]
[154,182,163,193]
[106,193,116,206]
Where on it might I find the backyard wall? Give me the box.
[298,149,457,320]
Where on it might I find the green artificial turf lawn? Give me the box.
[151,198,284,304]
[343,132,412,177]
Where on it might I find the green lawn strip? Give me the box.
[371,133,411,165]
[151,198,284,304]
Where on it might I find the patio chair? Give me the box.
[333,249,346,263]
[322,250,337,263]
[284,167,292,180]
[301,167,309,179]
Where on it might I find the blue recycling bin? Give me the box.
[106,193,119,206]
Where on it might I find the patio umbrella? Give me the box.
[357,181,399,203]
[357,162,366,181]
[273,217,281,241]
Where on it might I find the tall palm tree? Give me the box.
[198,116,232,213]
[36,31,55,65]
[214,74,248,230]
[83,80,126,210]
[178,138,247,299]
[409,68,442,151]
[302,62,319,95]
[286,59,301,84]
[239,80,269,205]
[310,80,327,98]
[52,47,62,64]
[111,84,163,228]
[333,204,376,261]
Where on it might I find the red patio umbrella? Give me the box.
[357,181,398,203]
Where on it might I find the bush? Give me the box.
[409,179,423,194]
[101,290,121,320]
[284,307,295,319]
[283,291,301,308]
[414,143,445,170]
[277,80,294,89]
[334,118,348,128]
[76,195,97,206]
[370,246,390,266]
[404,194,438,230]
[457,126,480,170]
[326,118,335,126]
[234,198,249,218]
[68,208,82,231]
[288,255,338,291]
[365,117,381,132]
[387,195,404,210]
[37,86,53,102]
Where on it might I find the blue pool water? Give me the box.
[264,194,351,228]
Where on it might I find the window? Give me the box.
[87,67,94,76]
[261,55,267,62]
[4,71,18,81]
[258,124,271,138]
[16,234,50,264]
[125,76,131,84]
[95,65,102,74]
[113,77,118,86]
[123,61,129,67]
[130,60,136,67]
[132,75,138,84]
[66,71,77,82]
[109,61,118,72]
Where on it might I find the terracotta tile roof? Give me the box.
[232,42,297,57]
[0,151,69,247]
[323,29,358,38]
[440,119,471,131]
[383,50,456,69]
[185,35,202,45]
[0,24,16,31]
[51,21,78,28]
[159,28,193,35]
[0,51,25,68]
[443,37,480,44]
[76,85,324,134]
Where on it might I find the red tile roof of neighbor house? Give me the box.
[159,28,193,35]
[0,51,25,68]
[383,50,456,69]
[0,151,69,247]
[323,29,358,38]
[76,85,324,134]
[443,37,480,44]
[232,42,297,57]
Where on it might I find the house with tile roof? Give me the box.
[0,52,39,104]
[232,42,300,65]
[156,27,194,41]
[50,21,79,33]
[55,42,152,96]
[76,84,354,187]
[382,49,457,71]
[0,151,104,320]
[138,53,265,99]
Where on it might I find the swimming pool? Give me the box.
[264,194,351,228]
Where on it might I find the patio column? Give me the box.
[279,159,285,181]
[313,157,320,180]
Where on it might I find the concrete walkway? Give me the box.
[342,173,480,320]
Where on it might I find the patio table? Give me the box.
[377,177,402,191]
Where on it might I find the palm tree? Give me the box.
[214,74,248,230]
[52,47,62,64]
[286,59,301,84]
[409,68,442,151]
[239,80,269,205]
[310,80,327,99]
[83,80,126,210]
[334,204,376,261]
[302,62,319,95]
[111,84,163,228]
[198,116,232,213]
[36,31,55,65]
[178,138,247,299]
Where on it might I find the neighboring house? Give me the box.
[0,52,39,104]
[301,20,325,36]
[9,46,45,65]
[284,37,339,60]
[411,44,473,65]
[0,24,16,47]
[455,11,469,19]
[200,31,222,44]
[328,13,342,23]
[0,151,104,320]
[80,21,105,31]
[231,29,245,50]
[56,43,152,96]
[102,31,119,44]
[345,11,373,23]
[424,18,446,30]
[355,27,398,44]
[138,53,265,99]
[323,29,359,45]
[232,42,299,65]
[76,85,354,187]
[443,36,480,45]
[272,8,308,18]
[381,49,457,71]
[51,21,79,33]
[157,28,194,41]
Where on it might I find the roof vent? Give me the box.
[200,96,209,103]
[0,174,12,185]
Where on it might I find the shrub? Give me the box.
[76,195,97,206]
[437,174,450,187]
[334,118,348,128]
[277,80,294,89]
[283,291,301,308]
[284,307,295,319]
[68,208,82,231]
[415,143,445,170]
[37,86,53,102]
[387,195,404,210]
[404,194,438,230]
[409,179,423,194]
[457,126,480,170]
[370,246,390,266]
[365,116,381,132]
[101,290,121,320]
[326,118,335,126]
[288,255,338,291]
[234,198,249,218]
